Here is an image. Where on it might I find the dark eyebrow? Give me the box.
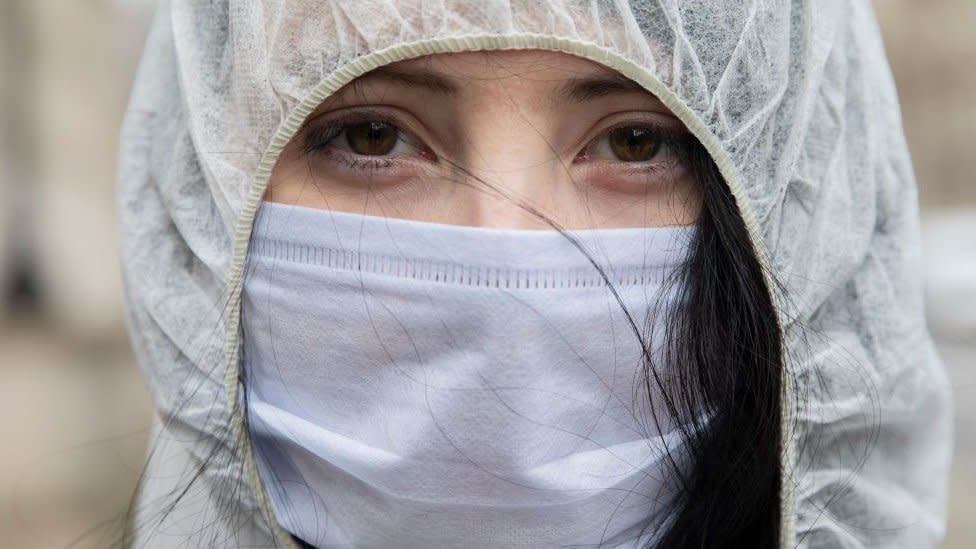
[355,65,460,96]
[555,74,650,103]
[350,67,650,104]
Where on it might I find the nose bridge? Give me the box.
[457,102,565,229]
[464,150,564,230]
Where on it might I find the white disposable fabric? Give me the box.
[116,1,953,548]
[243,201,695,548]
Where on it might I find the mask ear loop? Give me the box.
[222,34,787,549]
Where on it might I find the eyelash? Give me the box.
[301,110,695,177]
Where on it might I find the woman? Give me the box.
[117,1,952,547]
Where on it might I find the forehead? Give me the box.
[389,49,620,79]
[319,49,662,114]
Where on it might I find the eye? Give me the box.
[302,113,427,162]
[344,121,399,156]
[606,126,662,162]
[571,120,697,193]
[580,124,673,164]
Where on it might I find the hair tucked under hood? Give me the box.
[117,1,952,547]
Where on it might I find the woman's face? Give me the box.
[266,50,701,229]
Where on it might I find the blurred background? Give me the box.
[0,1,972,547]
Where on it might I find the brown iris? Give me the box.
[346,121,399,155]
[608,126,661,162]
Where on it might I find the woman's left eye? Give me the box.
[344,121,401,155]
[581,125,670,164]
[607,126,663,161]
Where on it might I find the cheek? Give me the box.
[661,175,704,225]
[263,145,447,218]
[263,148,314,205]
[568,173,703,228]
[262,144,393,210]
[262,149,360,212]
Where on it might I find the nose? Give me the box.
[451,112,566,230]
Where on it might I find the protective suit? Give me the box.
[116,1,952,547]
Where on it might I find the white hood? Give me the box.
[116,1,952,547]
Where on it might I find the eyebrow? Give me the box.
[357,65,460,95]
[554,74,650,103]
[355,66,649,103]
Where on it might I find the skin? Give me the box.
[265,50,701,229]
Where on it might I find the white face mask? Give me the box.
[242,201,697,549]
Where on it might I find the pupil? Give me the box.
[347,121,398,155]
[609,127,660,162]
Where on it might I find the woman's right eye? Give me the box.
[303,117,428,162]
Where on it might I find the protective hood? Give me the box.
[116,1,952,547]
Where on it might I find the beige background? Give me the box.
[0,1,972,547]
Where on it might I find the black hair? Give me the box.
[646,142,784,548]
